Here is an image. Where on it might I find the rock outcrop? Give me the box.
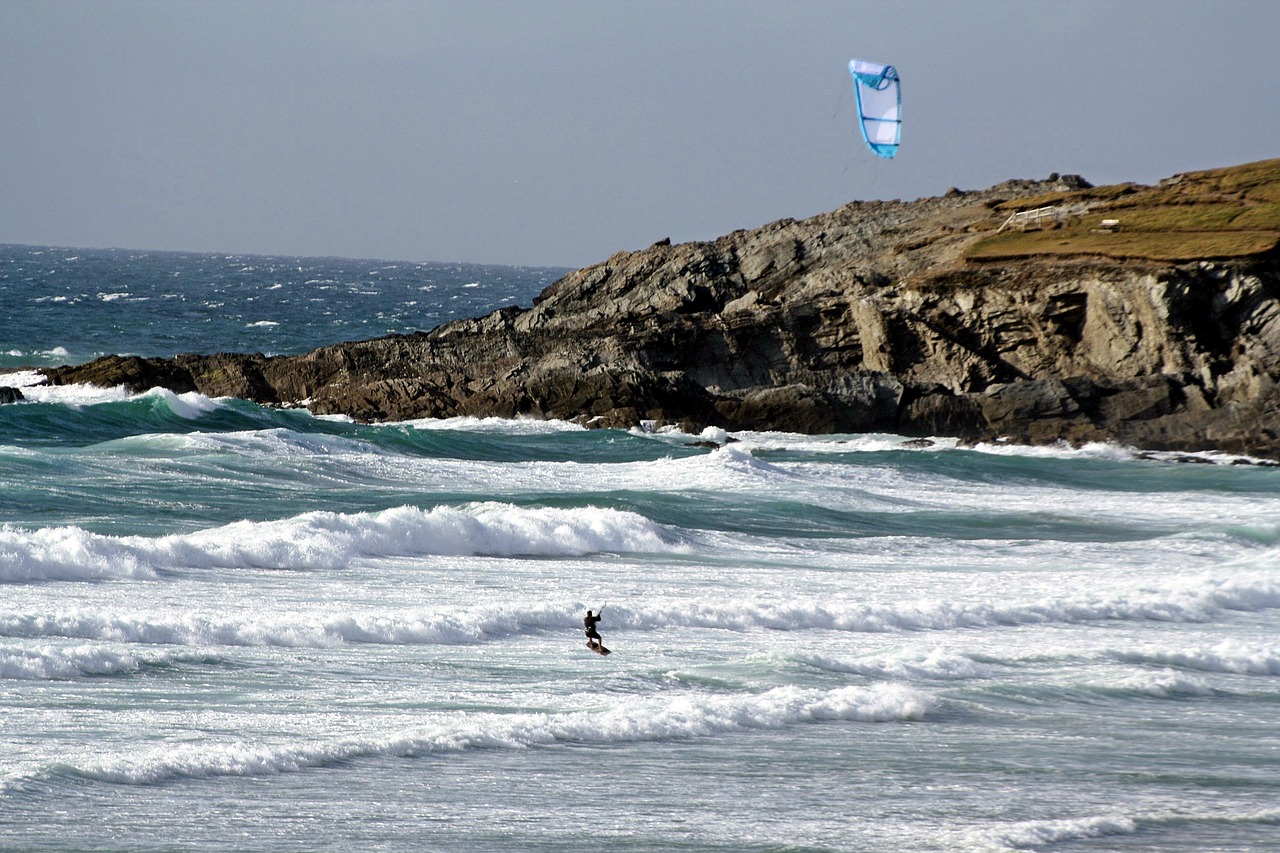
[37,161,1280,459]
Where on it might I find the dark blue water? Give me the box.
[0,244,568,367]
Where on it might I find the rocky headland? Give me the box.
[36,158,1280,459]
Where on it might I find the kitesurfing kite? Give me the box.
[848,58,901,159]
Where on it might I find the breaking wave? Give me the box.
[0,643,214,679]
[37,683,931,786]
[0,503,679,582]
[6,571,1278,649]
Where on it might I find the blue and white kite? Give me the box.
[848,58,901,159]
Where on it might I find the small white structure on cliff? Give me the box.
[997,206,1064,233]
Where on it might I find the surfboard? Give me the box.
[587,641,611,656]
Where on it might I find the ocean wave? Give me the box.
[15,571,1274,645]
[0,369,50,389]
[7,380,125,407]
[42,683,931,786]
[1114,640,1280,676]
[5,570,1278,657]
[1219,523,1280,546]
[704,444,799,479]
[978,813,1138,851]
[786,640,1279,692]
[43,384,223,417]
[569,444,801,495]
[405,415,585,434]
[789,646,998,681]
[713,430,1276,467]
[1100,669,1215,698]
[619,572,1280,634]
[0,643,212,680]
[1,347,70,361]
[142,387,225,419]
[0,525,158,582]
[712,430,961,455]
[0,595,780,648]
[0,600,586,647]
[136,425,360,458]
[0,503,678,582]
[0,371,228,417]
[974,806,1280,852]
[14,572,1273,649]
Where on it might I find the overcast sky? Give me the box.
[3,1,1278,268]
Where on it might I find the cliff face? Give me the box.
[39,161,1280,458]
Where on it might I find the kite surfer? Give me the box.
[583,608,604,651]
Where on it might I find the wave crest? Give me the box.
[50,683,931,786]
[0,503,677,582]
[0,643,207,679]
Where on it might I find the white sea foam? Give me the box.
[1115,640,1280,675]
[560,444,801,496]
[0,503,677,582]
[0,369,47,388]
[380,438,802,498]
[12,381,131,406]
[0,643,203,679]
[979,813,1138,850]
[792,646,997,681]
[1104,668,1214,698]
[0,347,70,362]
[245,320,279,327]
[970,439,1275,467]
[618,571,1280,634]
[6,381,227,414]
[714,430,1275,467]
[974,806,1280,851]
[143,387,225,419]
[54,683,931,785]
[721,430,962,455]
[405,415,585,434]
[0,600,582,647]
[11,571,1276,649]
[0,525,158,582]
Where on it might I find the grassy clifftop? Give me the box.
[966,158,1280,262]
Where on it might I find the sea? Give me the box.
[1,244,1279,853]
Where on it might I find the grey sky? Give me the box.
[3,0,1277,268]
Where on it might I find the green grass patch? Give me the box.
[1245,184,1280,204]
[1232,204,1280,229]
[1100,204,1248,231]
[967,229,1280,262]
[969,158,1280,262]
[1199,158,1280,194]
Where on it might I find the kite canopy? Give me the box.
[848,58,901,159]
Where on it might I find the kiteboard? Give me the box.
[587,641,611,656]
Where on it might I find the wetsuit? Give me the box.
[583,611,603,646]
